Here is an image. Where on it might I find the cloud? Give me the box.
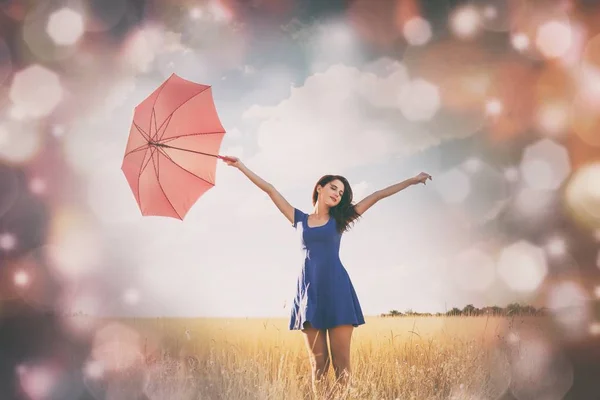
[351,180,369,201]
[243,62,451,186]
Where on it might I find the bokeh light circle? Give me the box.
[22,1,83,62]
[0,120,43,164]
[498,241,548,293]
[468,0,522,32]
[564,162,600,230]
[9,65,63,119]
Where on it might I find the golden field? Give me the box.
[83,316,544,400]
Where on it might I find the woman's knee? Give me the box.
[312,354,330,374]
[332,355,350,372]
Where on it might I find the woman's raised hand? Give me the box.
[412,172,432,185]
[221,155,243,168]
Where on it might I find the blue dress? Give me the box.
[289,207,365,330]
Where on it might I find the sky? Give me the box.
[2,0,599,321]
[74,3,531,318]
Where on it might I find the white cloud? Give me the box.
[221,145,244,158]
[243,63,451,186]
[351,180,369,201]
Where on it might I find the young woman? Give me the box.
[223,156,432,394]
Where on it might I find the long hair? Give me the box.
[312,175,361,234]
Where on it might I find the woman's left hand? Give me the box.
[412,172,432,185]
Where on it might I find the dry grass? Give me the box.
[86,316,542,400]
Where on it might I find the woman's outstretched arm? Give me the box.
[223,156,295,225]
[354,172,432,216]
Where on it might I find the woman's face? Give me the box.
[318,179,345,208]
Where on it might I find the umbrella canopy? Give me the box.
[121,73,229,220]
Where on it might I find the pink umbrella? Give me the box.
[121,73,232,220]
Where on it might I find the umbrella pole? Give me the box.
[150,142,229,161]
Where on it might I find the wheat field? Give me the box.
[84,316,544,400]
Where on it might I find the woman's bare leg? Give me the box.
[302,322,330,396]
[328,325,354,394]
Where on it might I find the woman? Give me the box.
[223,156,432,394]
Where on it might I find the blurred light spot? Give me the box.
[123,288,140,305]
[520,159,554,190]
[92,323,143,372]
[594,285,600,298]
[450,5,481,39]
[462,157,481,173]
[547,280,591,340]
[571,64,600,146]
[508,337,573,399]
[29,178,46,195]
[545,236,567,257]
[536,101,569,136]
[452,248,495,291]
[483,5,497,20]
[398,78,440,121]
[121,26,164,73]
[564,162,600,230]
[580,34,600,104]
[498,241,548,292]
[9,65,63,118]
[0,121,42,164]
[433,168,470,203]
[504,167,519,182]
[403,17,432,46]
[189,7,203,20]
[19,364,56,400]
[47,210,103,282]
[485,98,503,116]
[46,8,84,46]
[520,139,571,190]
[590,323,600,336]
[83,360,104,380]
[208,0,233,22]
[0,233,16,250]
[511,33,530,51]
[514,187,553,217]
[536,21,572,59]
[51,124,65,138]
[14,269,29,287]
[507,331,520,344]
[8,105,27,120]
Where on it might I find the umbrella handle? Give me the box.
[217,155,236,163]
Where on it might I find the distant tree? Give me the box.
[389,310,401,316]
[521,305,537,315]
[491,306,503,315]
[506,303,522,316]
[447,307,462,316]
[462,304,477,316]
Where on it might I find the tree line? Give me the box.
[381,303,547,317]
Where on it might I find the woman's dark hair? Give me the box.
[312,175,361,233]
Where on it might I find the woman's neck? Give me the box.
[313,201,330,217]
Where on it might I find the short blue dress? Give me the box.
[289,207,365,330]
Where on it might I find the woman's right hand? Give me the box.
[222,155,243,169]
